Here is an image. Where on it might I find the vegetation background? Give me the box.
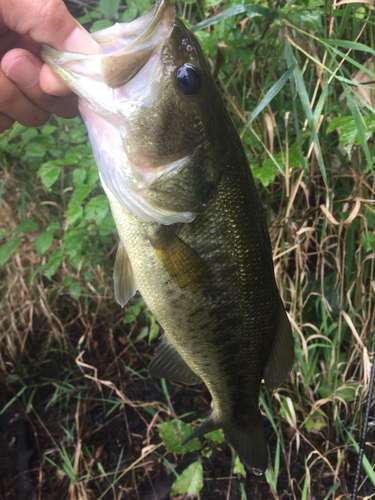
[1,0,375,499]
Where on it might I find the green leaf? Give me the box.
[318,380,357,402]
[70,185,94,206]
[251,160,279,187]
[159,420,202,454]
[13,220,38,233]
[305,411,326,433]
[233,455,246,477]
[136,0,151,15]
[63,275,75,286]
[31,247,63,282]
[66,205,83,227]
[360,232,375,252]
[84,271,94,281]
[100,0,120,18]
[69,281,81,301]
[91,19,113,32]
[34,231,54,256]
[148,314,160,343]
[122,2,138,22]
[24,141,47,158]
[0,237,22,266]
[47,222,61,233]
[41,125,57,135]
[37,161,62,189]
[73,168,87,186]
[205,429,225,444]
[85,195,109,222]
[0,228,10,239]
[123,313,136,323]
[171,460,204,497]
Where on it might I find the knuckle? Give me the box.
[0,115,15,133]
[39,0,69,32]
[0,80,17,106]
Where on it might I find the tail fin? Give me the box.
[224,414,268,476]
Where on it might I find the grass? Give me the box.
[1,0,375,499]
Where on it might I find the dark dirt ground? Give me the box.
[0,304,373,500]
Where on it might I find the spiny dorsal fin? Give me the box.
[264,295,294,392]
[113,242,137,307]
[149,226,211,291]
[148,335,202,385]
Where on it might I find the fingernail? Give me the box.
[64,26,102,55]
[6,56,40,89]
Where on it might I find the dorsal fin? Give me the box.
[264,295,294,391]
[113,242,137,307]
[148,335,203,385]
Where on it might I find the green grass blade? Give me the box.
[322,39,375,55]
[240,64,296,136]
[0,178,8,207]
[344,427,375,487]
[192,5,277,32]
[323,481,341,499]
[343,84,374,175]
[286,40,307,173]
[0,386,27,415]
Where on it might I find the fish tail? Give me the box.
[224,414,268,476]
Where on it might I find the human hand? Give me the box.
[0,0,101,132]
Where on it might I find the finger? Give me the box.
[0,0,100,52]
[0,69,51,127]
[2,48,78,117]
[0,111,15,133]
[39,64,72,96]
[0,0,101,94]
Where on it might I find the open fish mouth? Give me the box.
[40,0,175,89]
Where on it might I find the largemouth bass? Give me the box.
[41,0,294,474]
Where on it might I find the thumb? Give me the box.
[0,0,101,54]
[1,0,101,95]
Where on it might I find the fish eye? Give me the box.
[176,63,200,96]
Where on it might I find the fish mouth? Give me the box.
[40,0,175,89]
[99,0,174,88]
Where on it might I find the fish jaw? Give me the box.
[40,2,203,224]
[40,0,175,104]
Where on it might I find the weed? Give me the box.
[1,0,375,499]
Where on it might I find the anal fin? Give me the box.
[264,295,294,391]
[148,335,202,385]
[113,242,137,307]
[181,413,217,445]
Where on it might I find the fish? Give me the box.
[40,0,294,475]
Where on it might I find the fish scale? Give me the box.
[41,0,294,474]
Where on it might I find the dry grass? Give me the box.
[1,1,375,499]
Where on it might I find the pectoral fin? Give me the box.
[113,242,137,307]
[264,295,294,391]
[149,226,212,291]
[148,335,202,385]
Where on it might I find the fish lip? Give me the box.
[100,0,175,88]
[40,0,175,89]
